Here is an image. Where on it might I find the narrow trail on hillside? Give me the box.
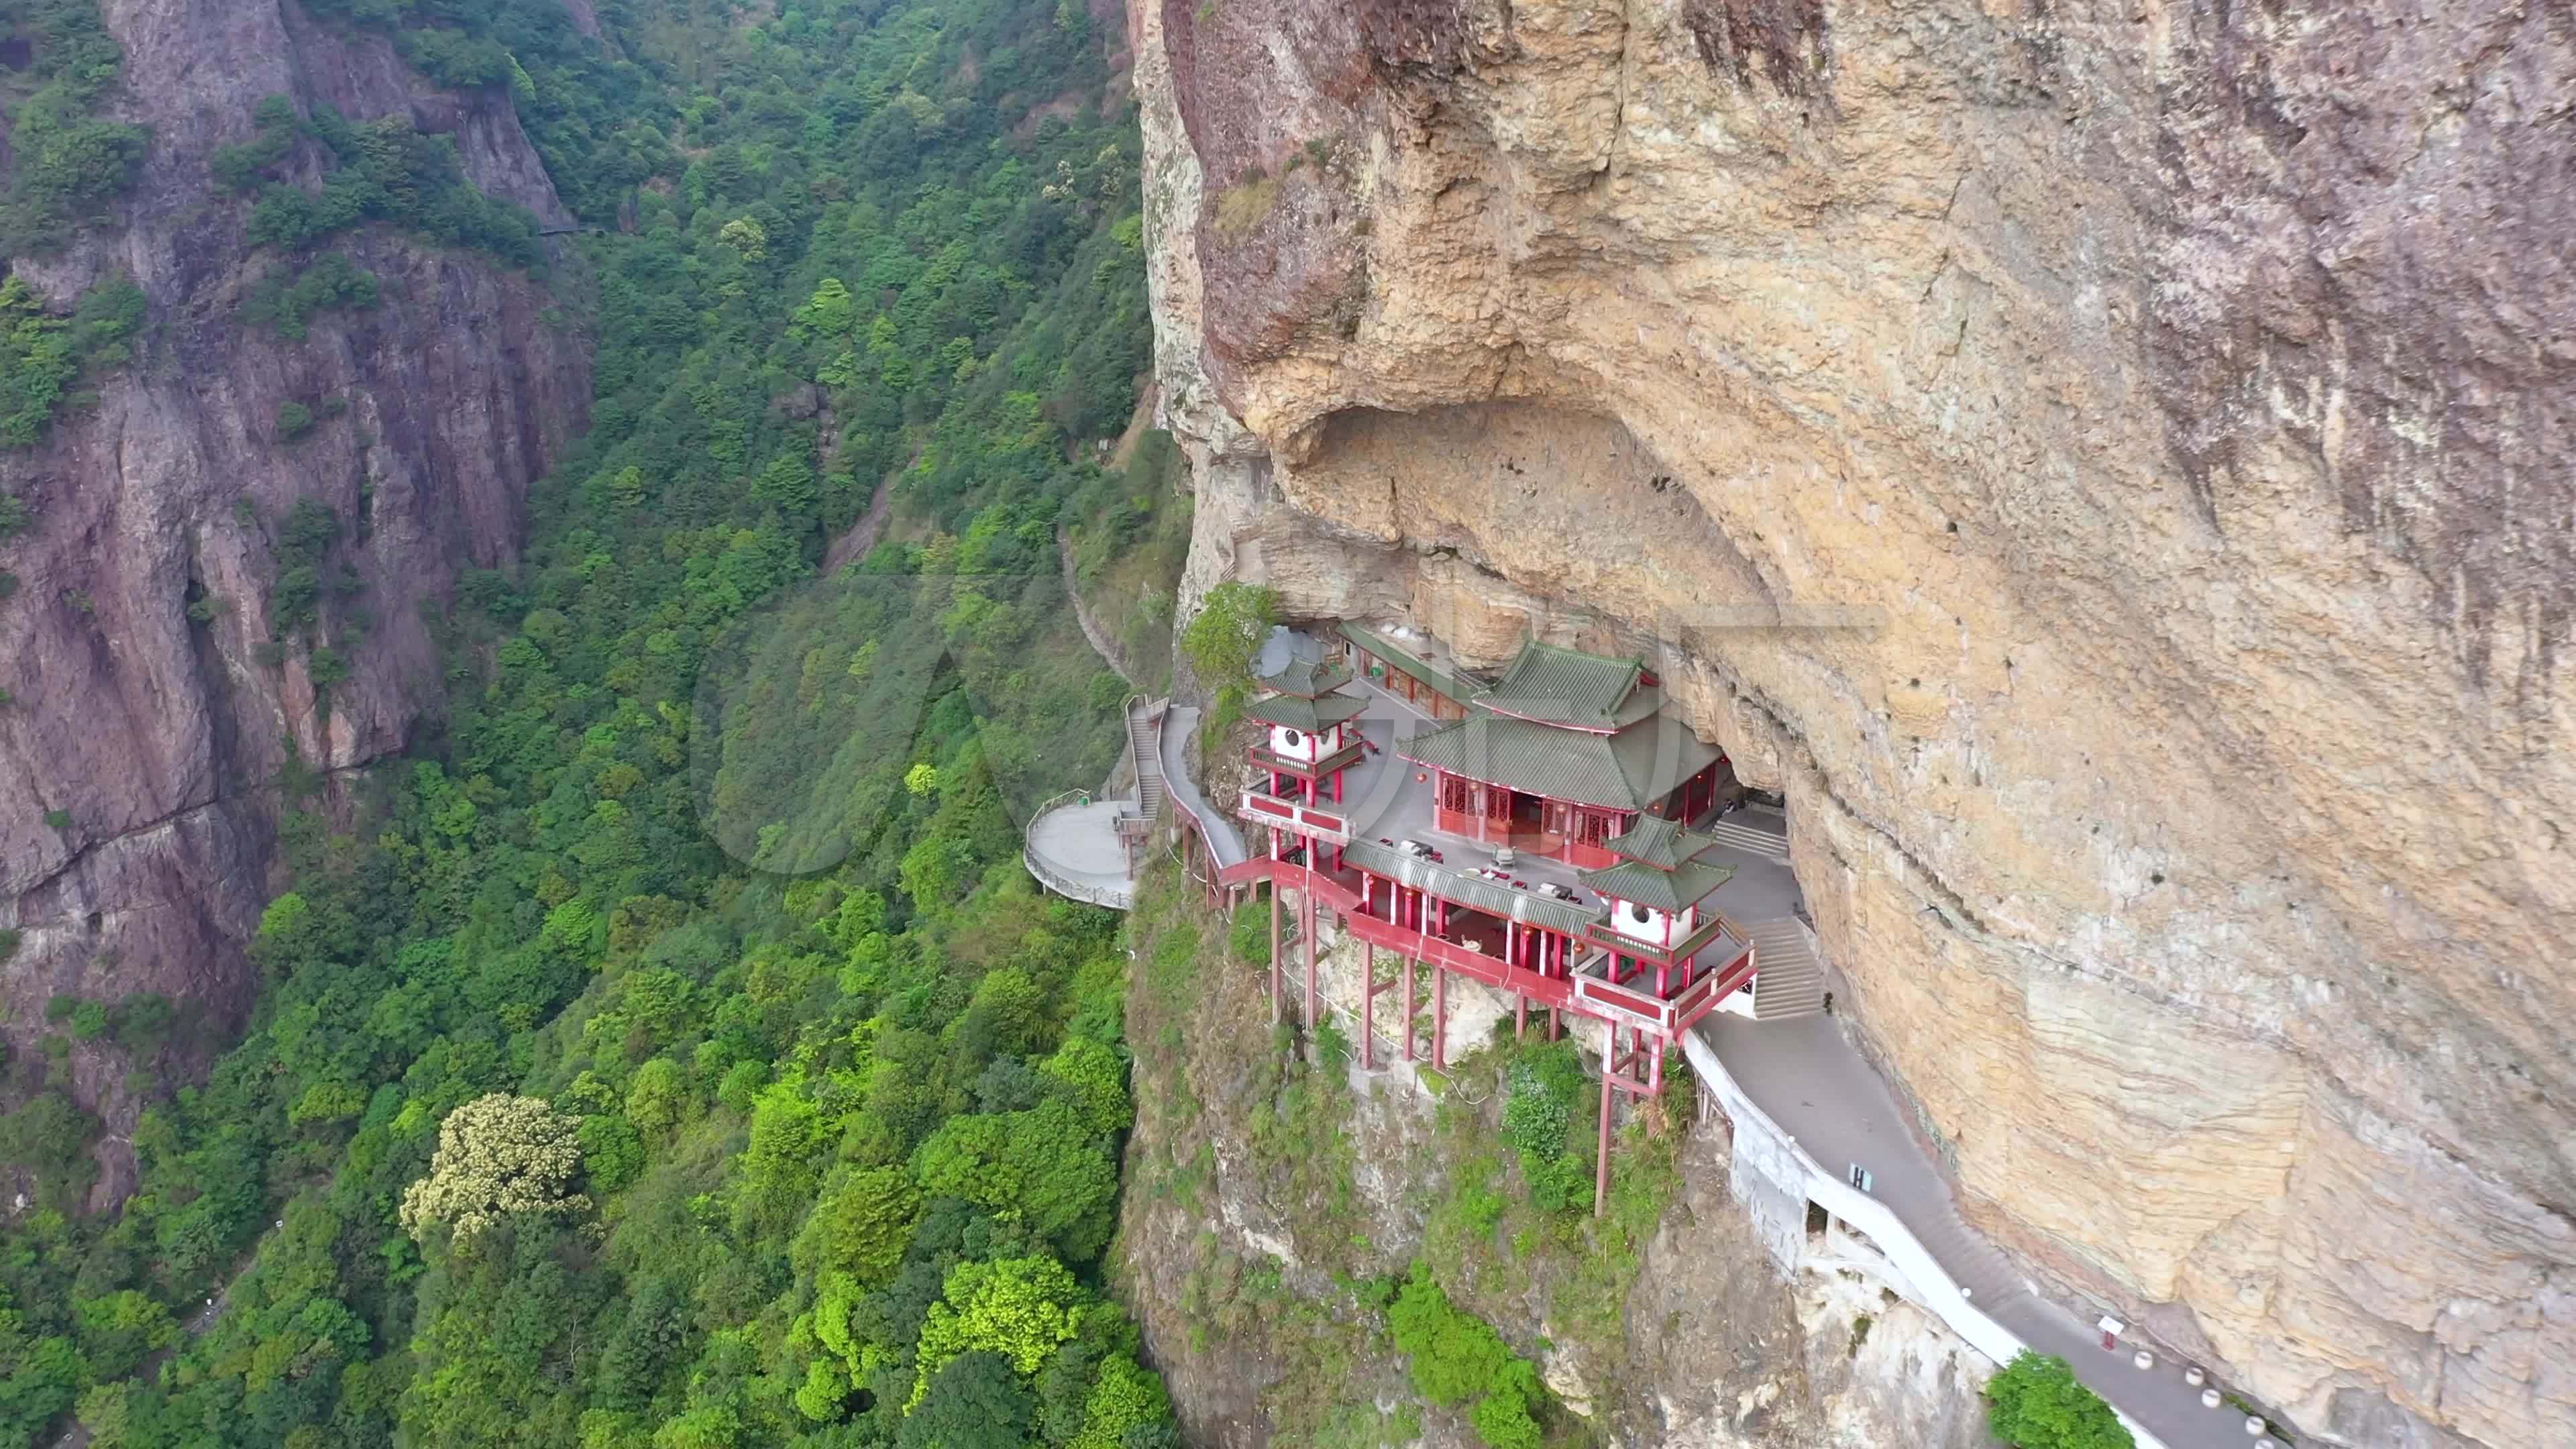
[1059,524,1137,685]
[822,476,896,574]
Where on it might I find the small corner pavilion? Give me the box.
[1248,657,1366,807]
[1578,813,1739,1002]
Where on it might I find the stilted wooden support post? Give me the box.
[1361,942,1377,1069]
[1595,1038,1617,1219]
[1269,883,1283,1024]
[1432,965,1448,1070]
[1401,955,1416,1061]
[1302,888,1318,1028]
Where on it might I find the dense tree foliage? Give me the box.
[1984,1352,2136,1449]
[0,1,1171,1446]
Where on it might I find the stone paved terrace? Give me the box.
[1023,697,1159,909]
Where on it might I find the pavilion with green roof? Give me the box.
[1395,638,1726,867]
[1248,653,1366,810]
[1578,814,1737,990]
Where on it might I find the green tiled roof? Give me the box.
[1344,839,1601,936]
[1396,713,1723,812]
[1601,813,1729,870]
[1258,657,1353,698]
[1246,690,1368,733]
[1337,623,1480,703]
[1577,857,1735,914]
[1473,641,1663,731]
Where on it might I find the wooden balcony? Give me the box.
[1571,943,1756,1034]
[1582,912,1735,971]
[1235,791,1352,845]
[1248,739,1365,781]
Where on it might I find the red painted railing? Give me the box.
[1215,857,1747,1036]
[1571,945,1754,1031]
[1248,741,1365,780]
[1235,792,1352,843]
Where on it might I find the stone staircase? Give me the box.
[1127,698,1167,821]
[1703,817,1790,862]
[1748,918,1825,1019]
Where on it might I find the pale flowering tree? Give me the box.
[398,1093,590,1246]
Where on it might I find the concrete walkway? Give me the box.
[1159,704,1245,867]
[1701,1013,2267,1448]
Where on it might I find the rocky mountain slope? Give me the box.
[1127,1,2574,1445]
[0,0,587,1202]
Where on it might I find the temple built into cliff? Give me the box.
[1032,627,2257,1447]
[1205,627,1816,1213]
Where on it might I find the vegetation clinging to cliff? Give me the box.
[0,0,148,254]
[1984,1351,2136,1449]
[0,272,145,447]
[215,96,545,268]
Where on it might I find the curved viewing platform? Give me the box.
[1022,793,1143,910]
[1020,696,1163,910]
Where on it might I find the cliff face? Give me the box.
[1128,2,2575,1446]
[0,0,588,1201]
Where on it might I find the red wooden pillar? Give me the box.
[1303,885,1318,1028]
[1269,878,1283,1024]
[1401,953,1416,1061]
[1362,941,1377,1069]
[1432,964,1448,1070]
[1508,920,1527,1038]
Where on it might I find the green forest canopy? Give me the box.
[0,1,1171,1446]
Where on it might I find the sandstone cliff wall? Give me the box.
[1129,2,2575,1445]
[0,0,588,1201]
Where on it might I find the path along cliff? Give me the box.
[0,0,589,1205]
[1126,1,2576,1446]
